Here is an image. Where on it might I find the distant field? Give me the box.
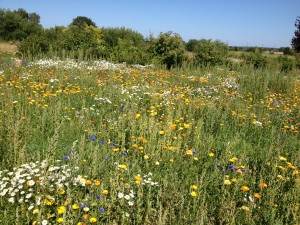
[0,41,18,54]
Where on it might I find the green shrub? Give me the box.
[194,39,229,66]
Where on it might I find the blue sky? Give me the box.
[1,0,299,47]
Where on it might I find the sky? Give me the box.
[1,0,299,48]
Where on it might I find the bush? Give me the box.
[241,52,267,68]
[147,31,186,69]
[194,39,229,66]
[277,56,296,72]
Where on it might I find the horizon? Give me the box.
[1,0,299,48]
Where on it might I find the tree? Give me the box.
[69,16,96,28]
[186,39,199,52]
[148,31,186,70]
[291,16,300,53]
[194,39,228,66]
[0,8,42,41]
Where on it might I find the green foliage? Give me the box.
[102,27,148,64]
[186,39,199,52]
[148,31,186,69]
[277,56,296,72]
[0,8,42,41]
[69,16,96,28]
[241,52,267,68]
[20,25,105,59]
[194,39,229,66]
[291,16,300,53]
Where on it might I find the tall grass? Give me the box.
[0,60,299,224]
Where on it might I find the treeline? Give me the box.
[0,8,299,70]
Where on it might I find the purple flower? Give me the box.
[96,195,101,199]
[63,156,70,160]
[122,152,127,156]
[99,207,105,212]
[228,165,234,170]
[90,135,97,141]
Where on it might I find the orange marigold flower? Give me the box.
[241,186,250,192]
[254,193,261,199]
[259,182,268,188]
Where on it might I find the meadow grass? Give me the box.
[0,59,299,225]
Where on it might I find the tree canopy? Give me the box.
[69,16,96,28]
[291,16,300,53]
[0,8,42,41]
[148,31,186,70]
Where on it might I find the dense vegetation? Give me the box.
[0,7,300,225]
[1,8,299,71]
[0,58,299,225]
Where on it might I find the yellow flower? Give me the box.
[191,185,198,190]
[186,150,193,155]
[183,123,190,129]
[229,157,238,163]
[57,218,63,223]
[224,180,231,185]
[135,114,141,119]
[144,155,149,160]
[135,175,141,184]
[277,175,284,180]
[93,180,101,185]
[241,206,250,211]
[231,178,237,183]
[279,156,287,161]
[208,152,214,157]
[292,170,299,175]
[58,189,65,195]
[159,130,165,135]
[119,164,127,170]
[90,217,97,223]
[32,209,39,214]
[72,204,80,210]
[169,159,174,163]
[190,191,198,197]
[102,190,109,195]
[57,205,66,214]
[241,186,250,192]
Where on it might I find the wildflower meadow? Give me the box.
[0,59,299,224]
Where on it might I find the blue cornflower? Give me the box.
[99,207,105,212]
[228,165,234,170]
[122,152,127,156]
[90,135,97,141]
